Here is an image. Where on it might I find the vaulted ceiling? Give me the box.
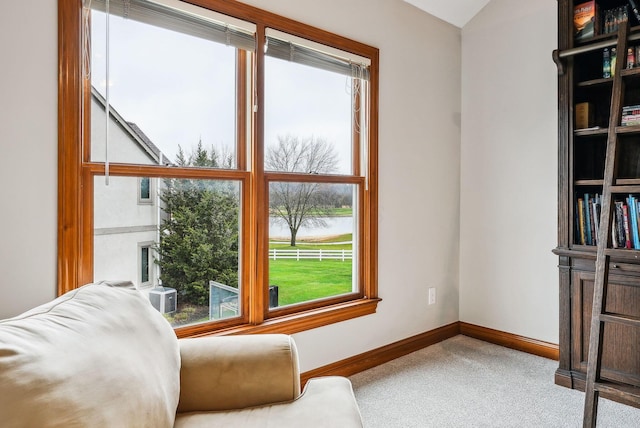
[403,0,491,28]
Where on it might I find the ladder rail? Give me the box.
[583,20,630,428]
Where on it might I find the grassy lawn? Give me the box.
[268,234,354,305]
[269,259,352,305]
[165,234,355,325]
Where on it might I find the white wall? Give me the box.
[238,0,461,371]
[0,1,58,316]
[0,0,461,372]
[460,0,559,343]
[0,0,562,370]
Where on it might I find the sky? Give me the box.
[90,8,354,173]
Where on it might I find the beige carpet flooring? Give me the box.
[350,335,640,427]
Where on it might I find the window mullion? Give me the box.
[236,49,253,326]
[249,23,268,324]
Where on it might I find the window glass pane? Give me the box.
[140,177,151,200]
[265,56,354,175]
[141,245,150,283]
[268,182,358,307]
[90,6,249,168]
[94,175,242,327]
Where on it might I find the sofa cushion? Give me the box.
[0,281,180,428]
[174,376,363,428]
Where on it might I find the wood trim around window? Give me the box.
[58,0,379,337]
[58,0,84,296]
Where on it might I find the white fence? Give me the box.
[269,248,353,261]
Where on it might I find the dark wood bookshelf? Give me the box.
[577,77,613,87]
[575,179,605,185]
[605,247,640,260]
[574,26,640,45]
[574,127,609,136]
[616,178,640,184]
[615,125,640,134]
[571,244,599,251]
[611,184,640,193]
[555,0,640,409]
[621,66,640,78]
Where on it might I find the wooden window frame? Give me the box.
[58,0,379,338]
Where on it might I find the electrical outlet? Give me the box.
[428,287,436,305]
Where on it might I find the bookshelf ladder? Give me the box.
[583,19,640,428]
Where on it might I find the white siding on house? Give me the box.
[93,176,160,290]
[92,97,162,290]
[91,97,160,165]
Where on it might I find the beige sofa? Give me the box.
[0,281,363,427]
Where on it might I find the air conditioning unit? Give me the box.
[149,287,177,314]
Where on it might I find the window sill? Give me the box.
[176,297,381,338]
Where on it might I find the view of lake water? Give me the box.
[269,216,353,239]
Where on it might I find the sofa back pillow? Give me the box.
[0,281,180,428]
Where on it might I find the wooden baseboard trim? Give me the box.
[300,322,460,385]
[300,322,559,386]
[459,322,559,361]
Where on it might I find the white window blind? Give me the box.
[89,0,256,51]
[265,28,370,79]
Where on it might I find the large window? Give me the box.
[59,0,378,336]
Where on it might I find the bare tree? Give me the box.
[266,135,338,246]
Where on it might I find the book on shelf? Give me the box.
[576,194,601,246]
[584,193,593,245]
[622,104,640,113]
[615,201,625,247]
[576,102,594,129]
[627,195,640,249]
[605,197,640,250]
[636,198,640,247]
[621,117,640,126]
[621,106,640,125]
[622,113,640,120]
[578,197,586,245]
[623,203,632,248]
[574,1,599,40]
[592,198,601,242]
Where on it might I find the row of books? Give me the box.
[574,1,640,41]
[576,193,601,245]
[602,5,629,35]
[622,105,640,126]
[577,193,640,249]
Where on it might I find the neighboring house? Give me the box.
[91,87,167,290]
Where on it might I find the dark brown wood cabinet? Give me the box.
[554,0,640,408]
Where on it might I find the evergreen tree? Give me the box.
[157,142,239,307]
